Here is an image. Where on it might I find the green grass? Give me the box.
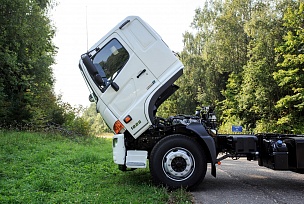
[0,131,192,203]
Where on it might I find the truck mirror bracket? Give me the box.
[111,81,119,91]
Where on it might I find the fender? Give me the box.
[186,122,217,177]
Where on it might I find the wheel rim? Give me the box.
[162,147,195,181]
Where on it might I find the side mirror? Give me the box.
[82,54,97,75]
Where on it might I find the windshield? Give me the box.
[92,38,129,81]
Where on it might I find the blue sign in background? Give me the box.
[232,125,243,132]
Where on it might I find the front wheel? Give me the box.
[149,134,207,190]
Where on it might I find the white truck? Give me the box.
[79,16,304,189]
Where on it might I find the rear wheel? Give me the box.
[149,134,207,190]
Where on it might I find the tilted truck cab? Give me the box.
[80,16,183,137]
[79,16,304,190]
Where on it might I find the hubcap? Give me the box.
[162,148,195,181]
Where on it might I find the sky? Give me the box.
[51,0,204,107]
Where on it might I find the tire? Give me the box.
[149,134,207,190]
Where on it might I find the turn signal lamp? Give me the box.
[113,120,124,134]
[124,115,132,123]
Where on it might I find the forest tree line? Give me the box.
[157,0,304,134]
[1,0,303,135]
[0,0,90,135]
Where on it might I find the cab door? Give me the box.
[93,32,158,136]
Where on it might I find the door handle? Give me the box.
[137,69,146,78]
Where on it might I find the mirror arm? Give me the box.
[111,82,119,92]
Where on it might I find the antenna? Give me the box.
[86,6,89,51]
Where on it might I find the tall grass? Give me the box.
[0,131,192,203]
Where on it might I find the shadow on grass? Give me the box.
[116,168,194,203]
[116,168,153,186]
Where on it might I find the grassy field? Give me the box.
[0,131,192,203]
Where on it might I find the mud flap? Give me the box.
[186,122,217,177]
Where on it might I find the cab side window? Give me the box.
[93,39,129,81]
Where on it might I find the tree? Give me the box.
[212,0,252,127]
[220,0,298,132]
[273,2,304,133]
[163,0,303,134]
[237,1,283,131]
[173,0,251,118]
[0,0,57,128]
[82,103,111,135]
